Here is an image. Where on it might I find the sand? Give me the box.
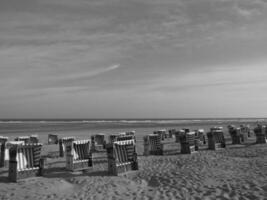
[1,135,267,199]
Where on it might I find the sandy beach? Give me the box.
[0,122,267,200]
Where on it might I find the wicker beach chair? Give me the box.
[106,139,138,175]
[0,136,8,168]
[8,143,43,182]
[59,137,76,157]
[143,134,163,155]
[65,139,92,171]
[109,134,135,144]
[254,125,267,144]
[48,134,59,144]
[228,126,247,144]
[91,134,106,152]
[180,132,197,154]
[207,127,226,150]
[168,129,176,138]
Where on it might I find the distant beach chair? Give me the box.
[168,129,176,139]
[48,134,59,144]
[194,129,206,145]
[8,143,43,182]
[29,135,39,143]
[254,125,267,144]
[0,136,8,168]
[65,139,92,171]
[143,134,164,155]
[180,132,197,154]
[14,136,31,144]
[91,134,106,152]
[153,129,167,140]
[240,125,251,137]
[59,137,76,157]
[228,126,247,144]
[106,139,138,175]
[207,127,226,150]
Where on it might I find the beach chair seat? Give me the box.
[0,136,8,168]
[65,139,92,171]
[59,137,76,157]
[107,139,138,175]
[254,125,267,144]
[8,143,43,182]
[48,134,59,144]
[207,128,226,150]
[143,134,164,155]
[180,132,197,154]
[91,134,106,152]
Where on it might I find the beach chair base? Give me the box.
[208,142,225,150]
[8,161,42,182]
[66,159,92,171]
[108,160,138,176]
[181,144,196,154]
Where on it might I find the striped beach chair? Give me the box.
[59,137,76,157]
[109,134,135,144]
[254,125,267,144]
[143,134,163,156]
[8,143,43,182]
[15,136,31,144]
[91,134,106,152]
[0,136,8,168]
[65,139,92,171]
[106,139,138,175]
[48,134,59,144]
[207,127,226,150]
[180,132,197,154]
[228,126,247,144]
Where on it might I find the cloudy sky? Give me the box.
[1,0,267,118]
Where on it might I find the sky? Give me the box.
[0,0,267,119]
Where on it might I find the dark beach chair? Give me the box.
[207,127,226,150]
[59,137,76,157]
[153,129,167,140]
[143,134,163,155]
[8,143,43,182]
[106,139,138,175]
[65,139,92,171]
[48,134,59,144]
[180,132,197,154]
[254,125,267,144]
[228,126,247,144]
[91,134,106,152]
[0,136,8,168]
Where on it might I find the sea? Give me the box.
[0,118,264,143]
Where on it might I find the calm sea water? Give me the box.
[0,118,263,143]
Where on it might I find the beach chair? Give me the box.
[228,126,247,144]
[240,125,251,138]
[8,143,43,182]
[153,129,167,140]
[65,139,92,171]
[207,128,226,150]
[180,132,197,154]
[0,136,8,168]
[15,136,31,144]
[143,134,163,155]
[254,125,267,144]
[106,139,138,175]
[168,129,176,138]
[48,134,59,144]
[194,129,206,145]
[59,137,76,157]
[91,134,106,152]
[29,135,39,143]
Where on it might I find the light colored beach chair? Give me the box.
[91,134,106,152]
[65,139,92,171]
[254,125,267,144]
[15,136,31,144]
[59,137,76,157]
[143,134,164,155]
[106,139,138,175]
[207,127,226,150]
[8,143,43,182]
[180,131,197,154]
[0,136,8,168]
[153,129,167,140]
[48,134,59,144]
